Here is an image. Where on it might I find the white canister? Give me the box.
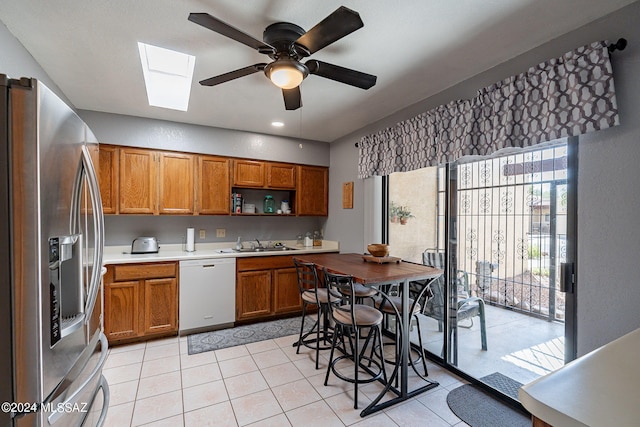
[304,235,313,247]
[280,200,290,212]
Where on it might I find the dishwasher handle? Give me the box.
[179,258,236,268]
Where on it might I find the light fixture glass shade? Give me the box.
[270,68,304,89]
[266,60,308,89]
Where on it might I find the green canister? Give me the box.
[263,195,275,213]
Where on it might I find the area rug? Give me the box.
[187,316,303,355]
[446,373,530,427]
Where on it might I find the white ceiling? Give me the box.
[0,0,635,142]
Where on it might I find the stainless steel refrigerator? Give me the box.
[1,75,109,426]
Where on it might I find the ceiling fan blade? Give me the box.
[282,87,302,110]
[199,64,267,86]
[189,13,275,54]
[294,6,363,56]
[306,60,376,89]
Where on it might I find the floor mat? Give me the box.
[187,316,303,354]
[480,372,523,400]
[446,373,530,427]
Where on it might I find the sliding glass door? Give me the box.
[387,138,577,399]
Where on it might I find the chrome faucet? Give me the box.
[255,238,262,248]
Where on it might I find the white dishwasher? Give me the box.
[179,257,236,334]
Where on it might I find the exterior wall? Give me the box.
[327,2,640,356]
[388,167,438,264]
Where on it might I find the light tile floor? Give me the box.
[102,333,471,426]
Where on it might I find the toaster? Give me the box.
[131,237,159,254]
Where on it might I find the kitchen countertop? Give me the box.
[519,327,640,427]
[102,240,340,265]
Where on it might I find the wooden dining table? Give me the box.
[294,252,444,417]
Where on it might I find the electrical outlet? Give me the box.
[216,228,226,238]
[199,229,206,239]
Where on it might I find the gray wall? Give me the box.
[0,20,71,105]
[326,2,640,356]
[78,110,329,166]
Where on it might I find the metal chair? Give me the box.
[323,269,389,409]
[375,279,432,379]
[421,249,487,353]
[292,258,341,369]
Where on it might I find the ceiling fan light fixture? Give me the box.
[265,59,308,89]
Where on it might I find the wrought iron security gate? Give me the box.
[453,144,569,321]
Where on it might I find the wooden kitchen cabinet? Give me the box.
[104,261,178,344]
[98,144,119,214]
[236,256,302,322]
[273,267,301,314]
[118,147,195,215]
[197,155,230,214]
[104,279,138,341]
[266,162,296,189]
[100,142,326,217]
[158,151,195,214]
[297,165,328,216]
[233,160,297,189]
[236,270,273,320]
[143,277,178,335]
[118,147,157,214]
[233,159,265,187]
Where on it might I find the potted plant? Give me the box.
[398,206,414,225]
[390,202,400,223]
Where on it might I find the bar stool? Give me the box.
[339,281,377,305]
[293,258,341,369]
[375,280,432,379]
[323,269,390,409]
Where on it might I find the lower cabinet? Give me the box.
[236,256,302,322]
[104,261,178,344]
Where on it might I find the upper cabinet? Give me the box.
[233,160,297,190]
[102,145,195,215]
[297,165,328,216]
[119,147,157,214]
[197,155,230,214]
[99,144,327,216]
[233,160,265,187]
[266,163,296,189]
[98,145,119,214]
[158,151,195,215]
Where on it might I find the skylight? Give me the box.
[137,42,195,111]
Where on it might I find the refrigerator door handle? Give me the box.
[47,332,108,425]
[81,145,104,324]
[95,376,110,427]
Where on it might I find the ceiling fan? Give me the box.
[188,6,377,110]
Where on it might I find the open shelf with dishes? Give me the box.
[231,188,295,215]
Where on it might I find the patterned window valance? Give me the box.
[358,41,619,179]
